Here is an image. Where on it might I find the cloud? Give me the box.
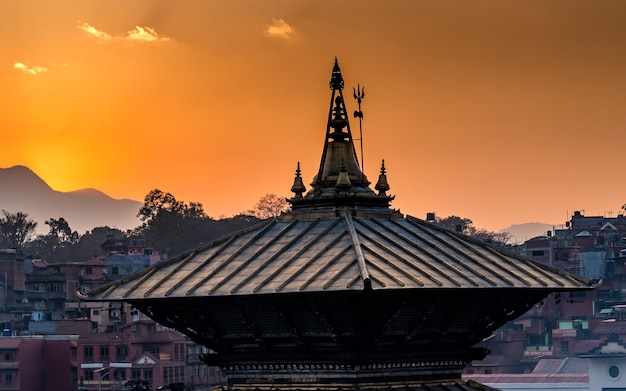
[125,26,170,42]
[77,22,112,42]
[13,62,48,75]
[77,21,170,43]
[264,19,297,40]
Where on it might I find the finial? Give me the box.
[336,159,352,190]
[291,162,306,198]
[330,96,348,134]
[329,57,344,91]
[375,160,390,196]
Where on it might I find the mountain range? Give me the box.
[0,165,142,235]
[499,222,555,245]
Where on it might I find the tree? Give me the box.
[0,210,37,250]
[22,217,82,262]
[433,215,510,248]
[434,215,476,235]
[138,189,207,222]
[246,194,290,219]
[472,229,512,247]
[134,189,268,257]
[45,217,79,245]
[135,189,212,256]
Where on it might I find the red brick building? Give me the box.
[0,336,77,391]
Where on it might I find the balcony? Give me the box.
[27,274,67,282]
[523,346,553,357]
[24,291,66,300]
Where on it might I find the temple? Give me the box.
[80,59,599,391]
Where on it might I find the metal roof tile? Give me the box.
[81,214,594,302]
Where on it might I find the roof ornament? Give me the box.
[330,96,348,135]
[336,159,352,190]
[290,162,306,198]
[375,160,390,196]
[329,57,344,91]
[353,84,365,180]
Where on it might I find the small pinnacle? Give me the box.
[375,159,390,196]
[291,162,306,198]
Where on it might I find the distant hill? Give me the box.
[500,222,557,245]
[0,165,142,235]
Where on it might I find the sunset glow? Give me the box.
[2,1,626,232]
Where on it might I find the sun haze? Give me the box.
[1,1,625,232]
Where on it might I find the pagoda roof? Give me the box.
[80,59,595,304]
[81,213,593,302]
[78,60,598,378]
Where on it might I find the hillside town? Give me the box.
[0,209,623,390]
[467,210,626,389]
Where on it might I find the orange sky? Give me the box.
[2,0,626,233]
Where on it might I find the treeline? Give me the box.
[0,190,290,263]
[0,189,511,263]
[432,215,511,247]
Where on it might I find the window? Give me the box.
[132,369,142,380]
[5,373,12,384]
[84,369,94,381]
[114,369,126,380]
[84,345,94,362]
[86,267,92,275]
[100,345,109,362]
[164,367,171,384]
[116,345,127,360]
[143,369,153,382]
[53,284,65,293]
[71,346,77,359]
[93,310,99,315]
[532,250,545,257]
[4,352,11,361]
[609,365,620,378]
[174,343,184,362]
[112,266,119,275]
[561,341,569,354]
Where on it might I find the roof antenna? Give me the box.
[353,84,365,180]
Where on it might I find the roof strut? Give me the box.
[344,212,371,290]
